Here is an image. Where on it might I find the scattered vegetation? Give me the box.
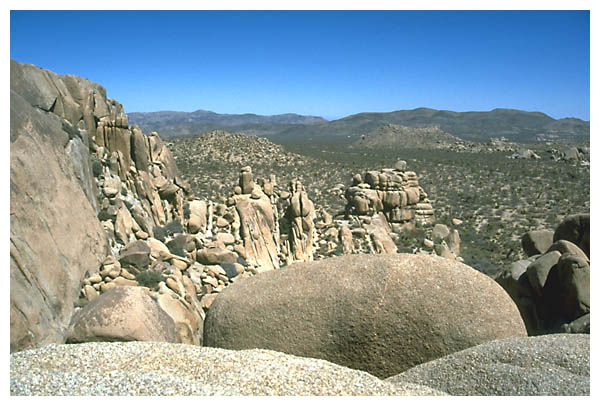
[170,131,590,277]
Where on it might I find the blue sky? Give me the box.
[10,10,590,120]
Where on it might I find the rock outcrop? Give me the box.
[344,164,435,226]
[386,334,590,396]
[204,253,527,379]
[496,213,590,335]
[10,60,201,351]
[10,60,111,352]
[282,180,316,263]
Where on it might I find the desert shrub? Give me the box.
[135,269,164,289]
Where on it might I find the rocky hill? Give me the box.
[128,109,326,139]
[355,124,463,149]
[167,130,349,214]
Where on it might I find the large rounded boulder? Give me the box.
[204,253,527,378]
[66,286,178,343]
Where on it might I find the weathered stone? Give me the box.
[526,250,562,296]
[204,254,527,379]
[521,229,554,257]
[366,213,397,254]
[88,274,103,284]
[100,282,116,292]
[67,287,177,343]
[200,293,219,309]
[216,232,235,245]
[197,247,238,265]
[156,291,203,345]
[11,62,110,352]
[220,262,243,279]
[235,193,279,271]
[82,285,99,301]
[559,313,590,334]
[553,213,590,258]
[338,225,354,254]
[239,166,254,194]
[434,241,457,260]
[147,237,171,260]
[284,180,316,263]
[547,239,589,261]
[432,224,450,241]
[444,229,460,256]
[394,160,407,171]
[119,240,151,269]
[112,276,139,287]
[387,334,589,395]
[541,254,590,327]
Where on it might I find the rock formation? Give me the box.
[11,60,111,352]
[11,60,201,350]
[496,213,590,335]
[282,180,316,263]
[204,253,527,379]
[345,163,435,226]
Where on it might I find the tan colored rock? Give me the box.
[216,232,235,245]
[100,282,116,292]
[101,256,121,272]
[200,293,219,309]
[366,213,397,254]
[156,292,203,345]
[239,166,254,194]
[82,285,99,301]
[67,287,177,343]
[120,268,136,280]
[147,237,170,259]
[204,254,527,379]
[171,258,188,271]
[112,276,139,287]
[197,247,238,265]
[88,274,103,284]
[339,225,354,254]
[235,193,280,271]
[165,277,183,296]
[285,180,316,263]
[11,62,111,352]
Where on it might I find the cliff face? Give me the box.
[10,60,186,352]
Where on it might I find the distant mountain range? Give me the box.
[128,110,326,138]
[128,107,589,143]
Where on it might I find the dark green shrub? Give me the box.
[135,269,164,289]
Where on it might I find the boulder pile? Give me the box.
[496,213,590,335]
[344,163,435,226]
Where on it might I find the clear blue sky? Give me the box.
[10,10,590,120]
